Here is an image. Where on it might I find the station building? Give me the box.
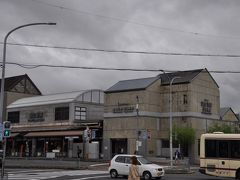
[7,90,104,158]
[103,69,239,162]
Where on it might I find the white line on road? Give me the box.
[72,175,109,180]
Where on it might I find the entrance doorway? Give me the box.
[111,138,127,157]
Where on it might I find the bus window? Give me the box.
[231,140,240,159]
[205,140,217,157]
[219,141,229,158]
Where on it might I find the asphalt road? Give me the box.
[5,168,231,180]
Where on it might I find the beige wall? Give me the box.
[104,70,222,159]
[189,71,219,116]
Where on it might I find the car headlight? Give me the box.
[156,168,163,171]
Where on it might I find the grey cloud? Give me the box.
[1,0,240,112]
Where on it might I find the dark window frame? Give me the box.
[55,107,69,121]
[183,94,188,104]
[8,111,20,123]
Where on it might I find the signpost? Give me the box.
[1,121,11,179]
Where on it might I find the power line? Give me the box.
[4,61,240,74]
[30,0,240,40]
[1,42,240,58]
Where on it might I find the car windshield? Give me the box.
[137,157,152,164]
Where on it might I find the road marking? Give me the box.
[72,175,110,180]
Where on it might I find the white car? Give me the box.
[108,154,165,180]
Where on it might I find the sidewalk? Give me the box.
[4,157,198,174]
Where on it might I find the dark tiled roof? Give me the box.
[159,69,203,85]
[160,68,219,88]
[105,76,159,93]
[105,68,219,93]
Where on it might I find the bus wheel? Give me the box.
[236,169,240,179]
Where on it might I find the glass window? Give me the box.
[125,157,132,164]
[115,156,124,163]
[231,140,240,159]
[8,111,20,123]
[55,107,69,121]
[183,94,188,104]
[198,139,200,156]
[205,140,217,157]
[75,106,87,120]
[138,157,152,164]
[162,140,169,148]
[219,140,229,158]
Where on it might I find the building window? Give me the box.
[162,140,169,148]
[201,99,212,114]
[183,94,188,104]
[28,112,44,122]
[55,107,69,121]
[8,111,20,123]
[198,139,200,156]
[75,106,87,120]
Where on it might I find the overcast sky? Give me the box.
[1,0,240,112]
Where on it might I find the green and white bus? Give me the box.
[199,133,240,179]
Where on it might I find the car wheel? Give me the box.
[110,169,118,178]
[143,171,152,180]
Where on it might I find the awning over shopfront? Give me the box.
[24,130,83,137]
[11,133,20,137]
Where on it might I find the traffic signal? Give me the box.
[3,121,11,138]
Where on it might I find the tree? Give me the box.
[173,125,195,145]
[208,122,234,133]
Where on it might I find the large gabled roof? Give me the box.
[105,76,159,93]
[159,68,219,87]
[0,74,42,94]
[159,69,202,85]
[105,68,218,93]
[7,90,103,108]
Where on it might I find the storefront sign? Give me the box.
[28,112,44,122]
[113,106,135,113]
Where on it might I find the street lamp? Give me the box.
[169,76,181,168]
[135,95,139,154]
[0,22,56,124]
[0,22,56,178]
